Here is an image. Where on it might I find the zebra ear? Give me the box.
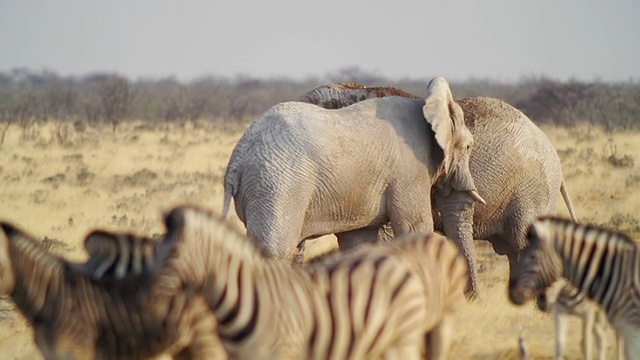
[163,207,188,242]
[0,222,20,293]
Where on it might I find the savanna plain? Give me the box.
[0,119,638,359]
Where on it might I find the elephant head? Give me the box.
[299,79,484,205]
[423,77,485,205]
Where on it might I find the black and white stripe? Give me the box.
[159,205,468,360]
[538,279,613,360]
[81,231,157,280]
[509,216,640,359]
[0,223,225,360]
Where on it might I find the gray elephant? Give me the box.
[222,77,485,279]
[299,82,578,295]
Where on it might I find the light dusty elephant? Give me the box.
[300,82,578,295]
[222,77,485,275]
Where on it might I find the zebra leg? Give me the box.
[580,307,596,360]
[382,343,421,360]
[621,327,639,360]
[553,306,568,360]
[592,310,607,360]
[425,316,454,360]
[617,334,625,360]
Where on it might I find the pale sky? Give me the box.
[0,0,638,82]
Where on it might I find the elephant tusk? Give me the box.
[468,190,486,204]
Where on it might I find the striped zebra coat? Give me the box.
[0,223,224,360]
[508,216,640,359]
[538,279,614,360]
[157,205,468,360]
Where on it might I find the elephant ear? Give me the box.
[422,77,465,178]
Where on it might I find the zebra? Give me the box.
[80,231,158,280]
[157,205,468,360]
[304,230,469,359]
[0,222,225,360]
[508,216,640,359]
[537,279,613,360]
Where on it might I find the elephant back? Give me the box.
[457,97,531,131]
[457,97,558,161]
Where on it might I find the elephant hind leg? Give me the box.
[245,200,307,262]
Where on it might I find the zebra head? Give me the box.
[508,217,564,306]
[0,223,19,294]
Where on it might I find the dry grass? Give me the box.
[0,120,636,359]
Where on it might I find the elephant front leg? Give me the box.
[434,191,478,297]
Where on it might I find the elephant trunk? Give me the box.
[434,189,479,297]
[437,155,486,205]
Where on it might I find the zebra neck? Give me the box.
[554,233,634,310]
[9,238,71,323]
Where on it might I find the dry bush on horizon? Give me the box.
[0,119,637,359]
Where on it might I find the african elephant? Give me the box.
[300,82,578,296]
[222,77,485,274]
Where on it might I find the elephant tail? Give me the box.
[222,186,234,221]
[560,181,578,222]
[222,166,240,221]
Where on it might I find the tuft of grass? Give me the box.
[40,237,76,255]
[602,213,640,238]
[603,138,634,168]
[76,167,95,184]
[625,174,640,188]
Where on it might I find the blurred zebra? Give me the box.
[80,231,158,280]
[0,223,225,360]
[158,205,468,360]
[537,279,613,360]
[508,216,639,359]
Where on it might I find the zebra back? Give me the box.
[82,231,158,280]
[388,232,469,313]
[304,232,468,311]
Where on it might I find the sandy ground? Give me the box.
[0,119,637,359]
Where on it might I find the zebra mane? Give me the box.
[82,230,159,281]
[533,216,638,249]
[159,206,283,284]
